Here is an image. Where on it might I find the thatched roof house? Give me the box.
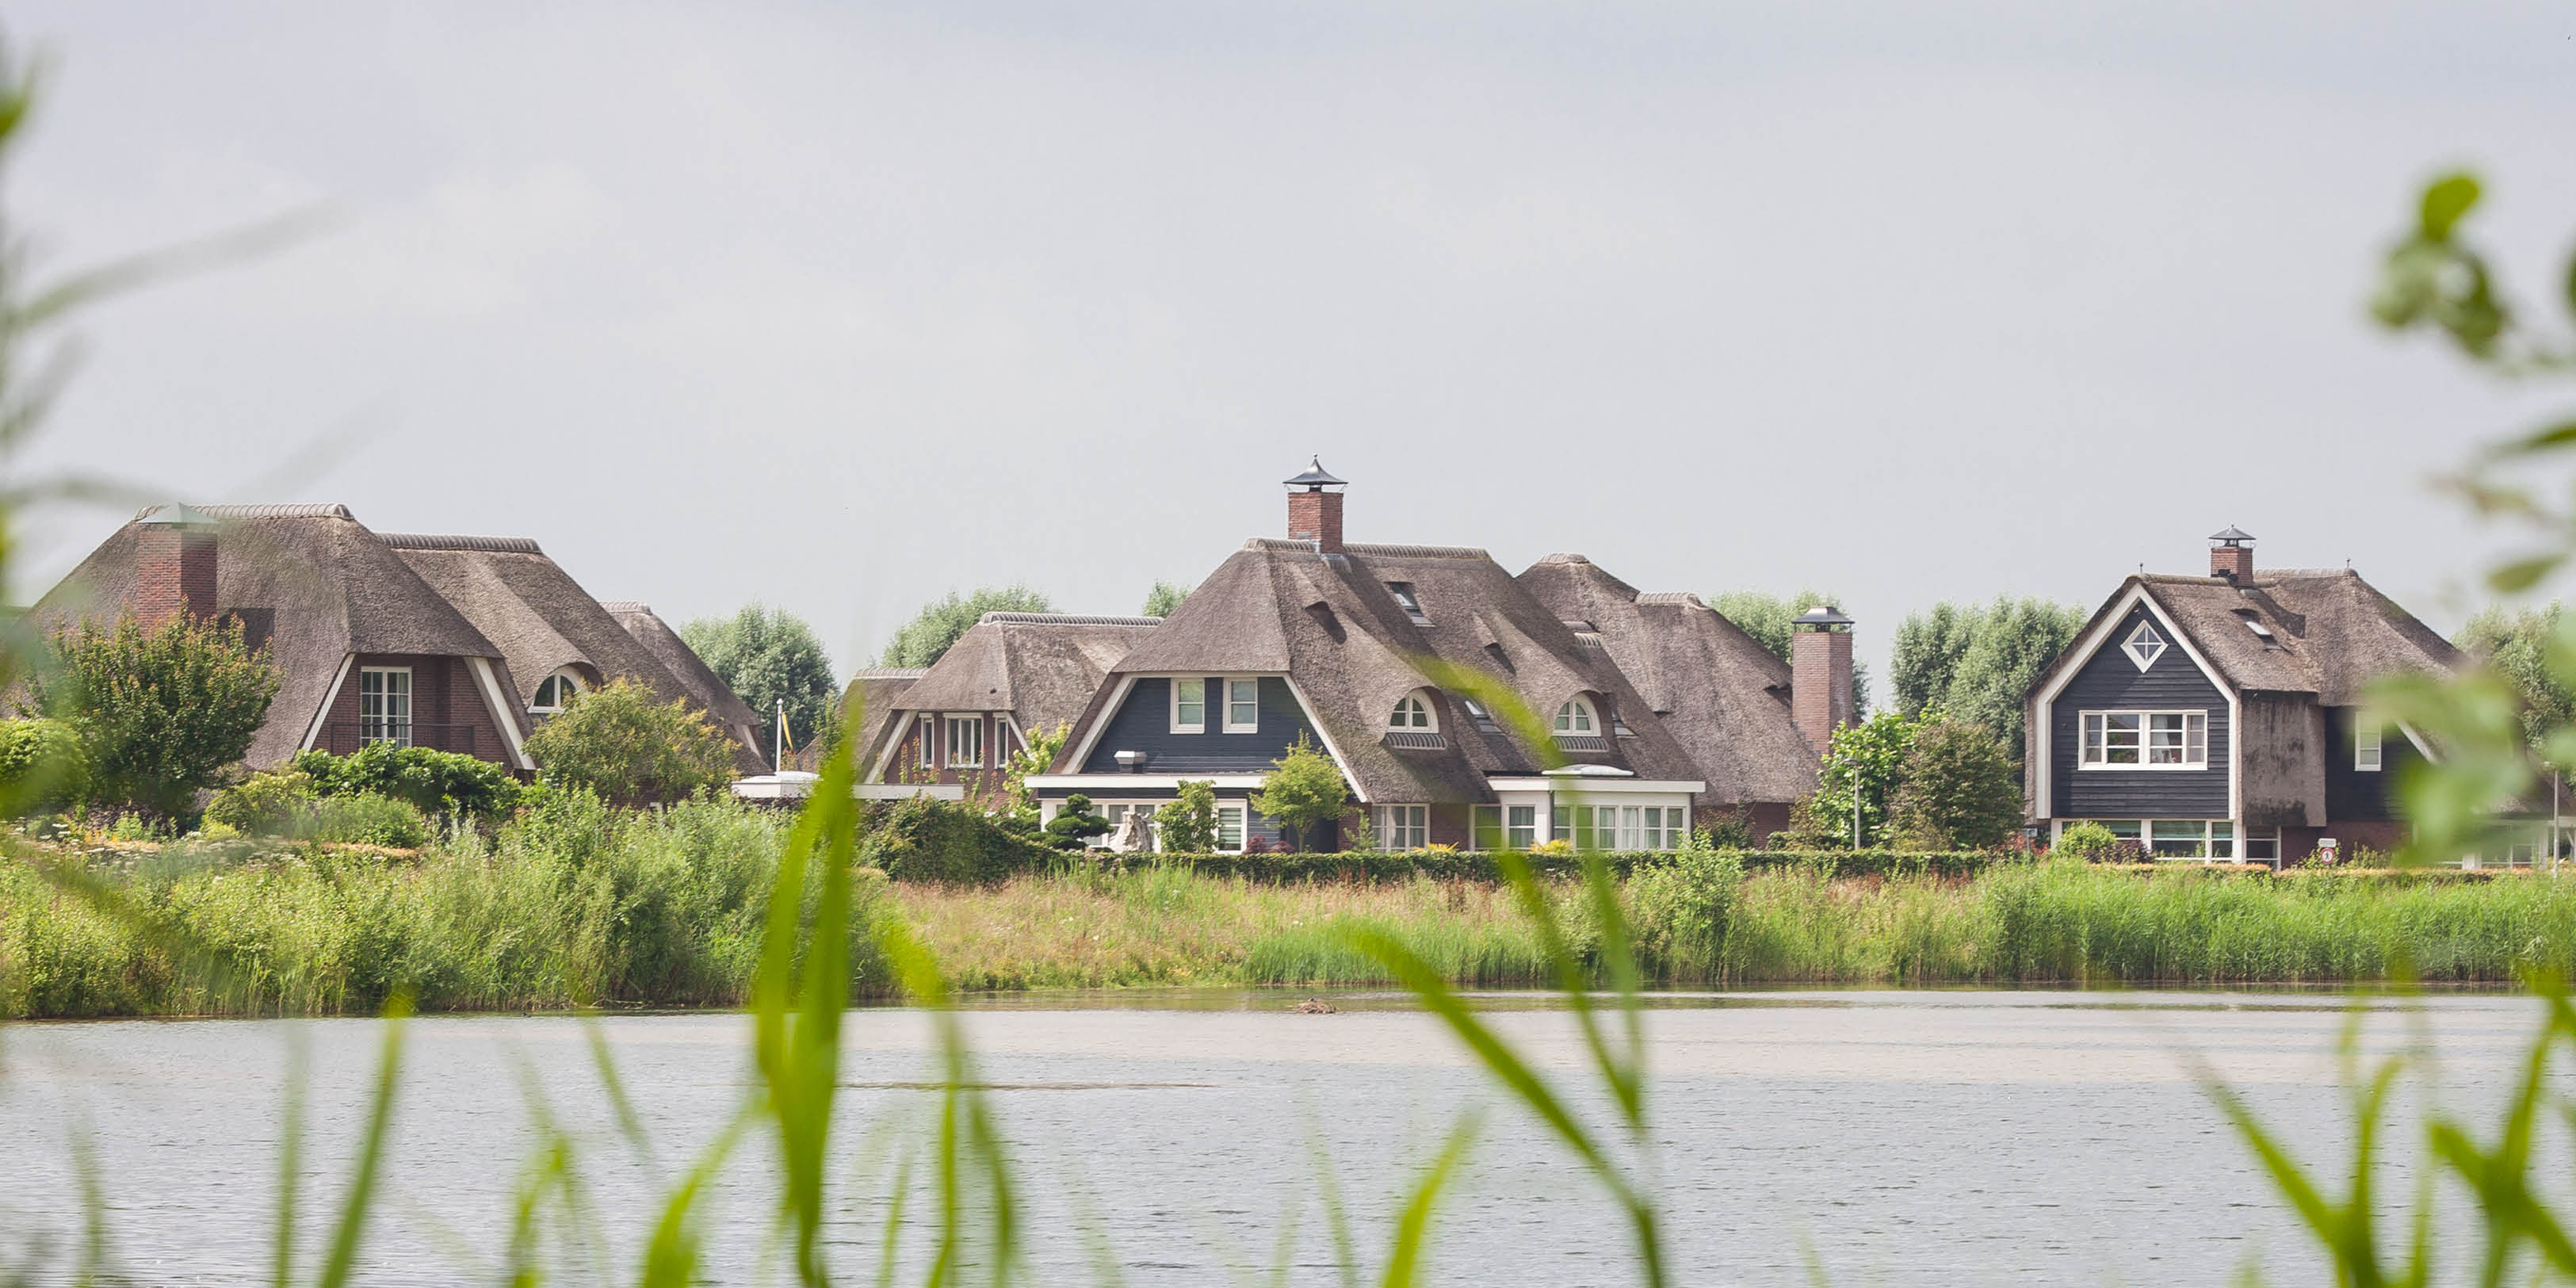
[861,613,1160,804]
[2024,528,2467,863]
[29,505,763,778]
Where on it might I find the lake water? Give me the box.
[0,989,2548,1286]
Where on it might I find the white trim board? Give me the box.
[2030,583,2239,822]
[1025,774,1274,791]
[466,655,536,771]
[299,652,357,753]
[1486,777,1705,795]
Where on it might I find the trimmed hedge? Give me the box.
[1036,848,2012,883]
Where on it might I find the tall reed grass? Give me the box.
[10,831,2575,1018]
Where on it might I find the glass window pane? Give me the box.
[1508,805,1536,848]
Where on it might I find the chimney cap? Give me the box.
[1283,457,1347,491]
[1793,605,1853,629]
[137,503,216,528]
[2209,525,2256,546]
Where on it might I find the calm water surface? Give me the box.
[0,989,2547,1286]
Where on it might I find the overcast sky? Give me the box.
[9,2,2575,682]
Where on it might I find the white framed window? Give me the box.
[2069,819,2244,862]
[1101,803,1156,848]
[1379,805,1428,851]
[1460,696,1497,729]
[358,667,412,746]
[2080,710,2207,769]
[1473,805,1502,849]
[2123,621,2167,671]
[1215,803,1246,852]
[1171,678,1206,733]
[1553,698,1596,735]
[1225,678,1260,733]
[1507,805,1537,849]
[2243,830,2280,862]
[916,716,936,770]
[1389,693,1436,731]
[946,715,984,768]
[529,668,585,714]
[2356,723,2383,772]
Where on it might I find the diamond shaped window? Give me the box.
[2123,621,2167,672]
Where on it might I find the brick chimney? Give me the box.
[2209,526,2254,582]
[1283,457,1347,554]
[136,504,219,629]
[1791,605,1854,756]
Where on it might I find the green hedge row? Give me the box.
[1019,848,2011,883]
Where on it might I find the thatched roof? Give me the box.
[2074,570,2466,702]
[863,614,1157,770]
[600,600,766,755]
[843,667,925,772]
[29,505,513,769]
[1516,555,1816,805]
[382,536,770,774]
[1063,537,1704,803]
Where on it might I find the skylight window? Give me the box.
[2235,609,2276,642]
[2123,621,2167,672]
[1386,582,1428,623]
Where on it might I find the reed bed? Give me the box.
[8,820,2576,1019]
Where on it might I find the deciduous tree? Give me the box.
[682,604,836,757]
[524,678,738,804]
[1248,734,1349,852]
[29,613,279,819]
[878,585,1053,668]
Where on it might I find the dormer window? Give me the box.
[1554,698,1597,734]
[1386,582,1428,624]
[2123,621,2167,671]
[530,668,586,715]
[2235,609,2277,643]
[1389,694,1437,732]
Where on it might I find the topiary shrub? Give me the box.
[1042,793,1109,852]
[2050,821,2121,862]
[0,717,89,816]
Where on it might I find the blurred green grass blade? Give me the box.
[1306,1129,1361,1288]
[1374,1115,1478,1288]
[1346,928,1614,1183]
[269,1035,306,1288]
[315,994,411,1288]
[582,1018,659,1175]
[638,1106,755,1288]
[873,1153,914,1288]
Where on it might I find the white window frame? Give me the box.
[2123,621,2167,671]
[1379,805,1428,851]
[1171,678,1206,734]
[1389,693,1437,732]
[2080,709,2208,770]
[945,715,984,769]
[1472,805,1502,849]
[2356,722,2383,772]
[358,666,413,747]
[1225,678,1260,734]
[1214,803,1246,853]
[1553,697,1597,735]
[916,716,937,770]
[529,668,585,715]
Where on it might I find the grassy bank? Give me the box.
[7,797,2575,1017]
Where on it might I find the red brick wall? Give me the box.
[136,525,217,629]
[1791,627,1853,756]
[316,654,513,765]
[2211,545,2253,581]
[1286,490,1343,553]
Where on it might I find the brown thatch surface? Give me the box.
[1518,555,1815,806]
[30,506,510,769]
[862,615,1156,770]
[601,600,766,760]
[2131,570,2464,702]
[385,537,770,774]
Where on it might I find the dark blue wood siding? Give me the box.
[1078,677,1322,774]
[2322,706,2414,822]
[2048,605,2231,820]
